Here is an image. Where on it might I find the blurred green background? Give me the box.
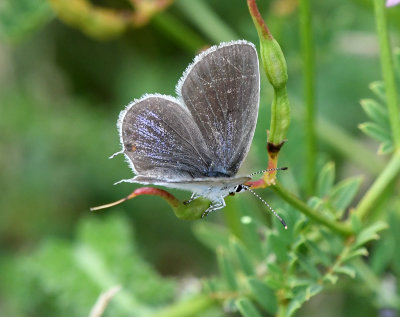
[0,0,399,316]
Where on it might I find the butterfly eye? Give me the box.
[235,185,246,192]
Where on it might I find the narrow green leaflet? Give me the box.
[322,273,339,285]
[230,238,255,276]
[353,221,388,249]
[360,99,389,127]
[265,263,285,289]
[247,278,278,314]
[192,222,230,251]
[306,241,331,266]
[319,229,343,254]
[378,140,394,155]
[341,247,368,263]
[239,216,265,260]
[236,298,263,317]
[333,265,356,278]
[329,176,363,215]
[286,284,323,317]
[217,247,238,290]
[297,255,321,279]
[359,122,391,144]
[369,81,386,102]
[316,161,335,198]
[350,213,362,233]
[269,233,289,262]
[307,196,324,211]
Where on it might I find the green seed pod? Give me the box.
[247,0,291,147]
[259,37,288,90]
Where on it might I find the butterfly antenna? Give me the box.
[249,166,288,177]
[244,186,287,229]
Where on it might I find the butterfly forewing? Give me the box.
[178,41,260,177]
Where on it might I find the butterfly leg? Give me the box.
[201,199,226,218]
[183,193,200,205]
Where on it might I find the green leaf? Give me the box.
[306,241,331,266]
[329,176,363,214]
[316,161,335,197]
[0,0,53,42]
[217,247,238,290]
[370,213,398,275]
[369,81,386,102]
[323,273,339,284]
[359,122,391,143]
[353,221,388,249]
[320,229,343,254]
[350,213,362,234]
[236,298,263,317]
[20,215,175,317]
[230,238,255,276]
[297,255,321,279]
[378,140,394,155]
[370,230,394,274]
[390,212,400,275]
[360,99,389,127]
[287,277,316,289]
[247,278,278,314]
[286,284,323,317]
[239,216,264,260]
[192,222,230,251]
[333,265,356,278]
[307,196,324,210]
[268,233,289,262]
[265,263,284,289]
[341,247,368,263]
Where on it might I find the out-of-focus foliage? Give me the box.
[359,49,400,154]
[194,162,387,317]
[0,215,175,316]
[0,0,53,42]
[1,0,400,316]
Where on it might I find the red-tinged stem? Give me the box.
[247,0,272,39]
[91,186,211,220]
[91,187,180,211]
[246,178,266,189]
[129,187,180,207]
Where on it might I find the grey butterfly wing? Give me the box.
[177,41,260,177]
[119,95,213,181]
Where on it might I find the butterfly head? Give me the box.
[229,184,249,196]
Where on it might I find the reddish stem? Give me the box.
[247,0,273,39]
[127,187,180,207]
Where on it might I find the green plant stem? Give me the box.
[149,294,215,317]
[356,149,400,221]
[373,0,400,150]
[272,182,353,236]
[175,0,238,43]
[299,0,316,196]
[152,12,207,52]
[277,303,288,317]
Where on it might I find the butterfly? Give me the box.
[109,40,261,218]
